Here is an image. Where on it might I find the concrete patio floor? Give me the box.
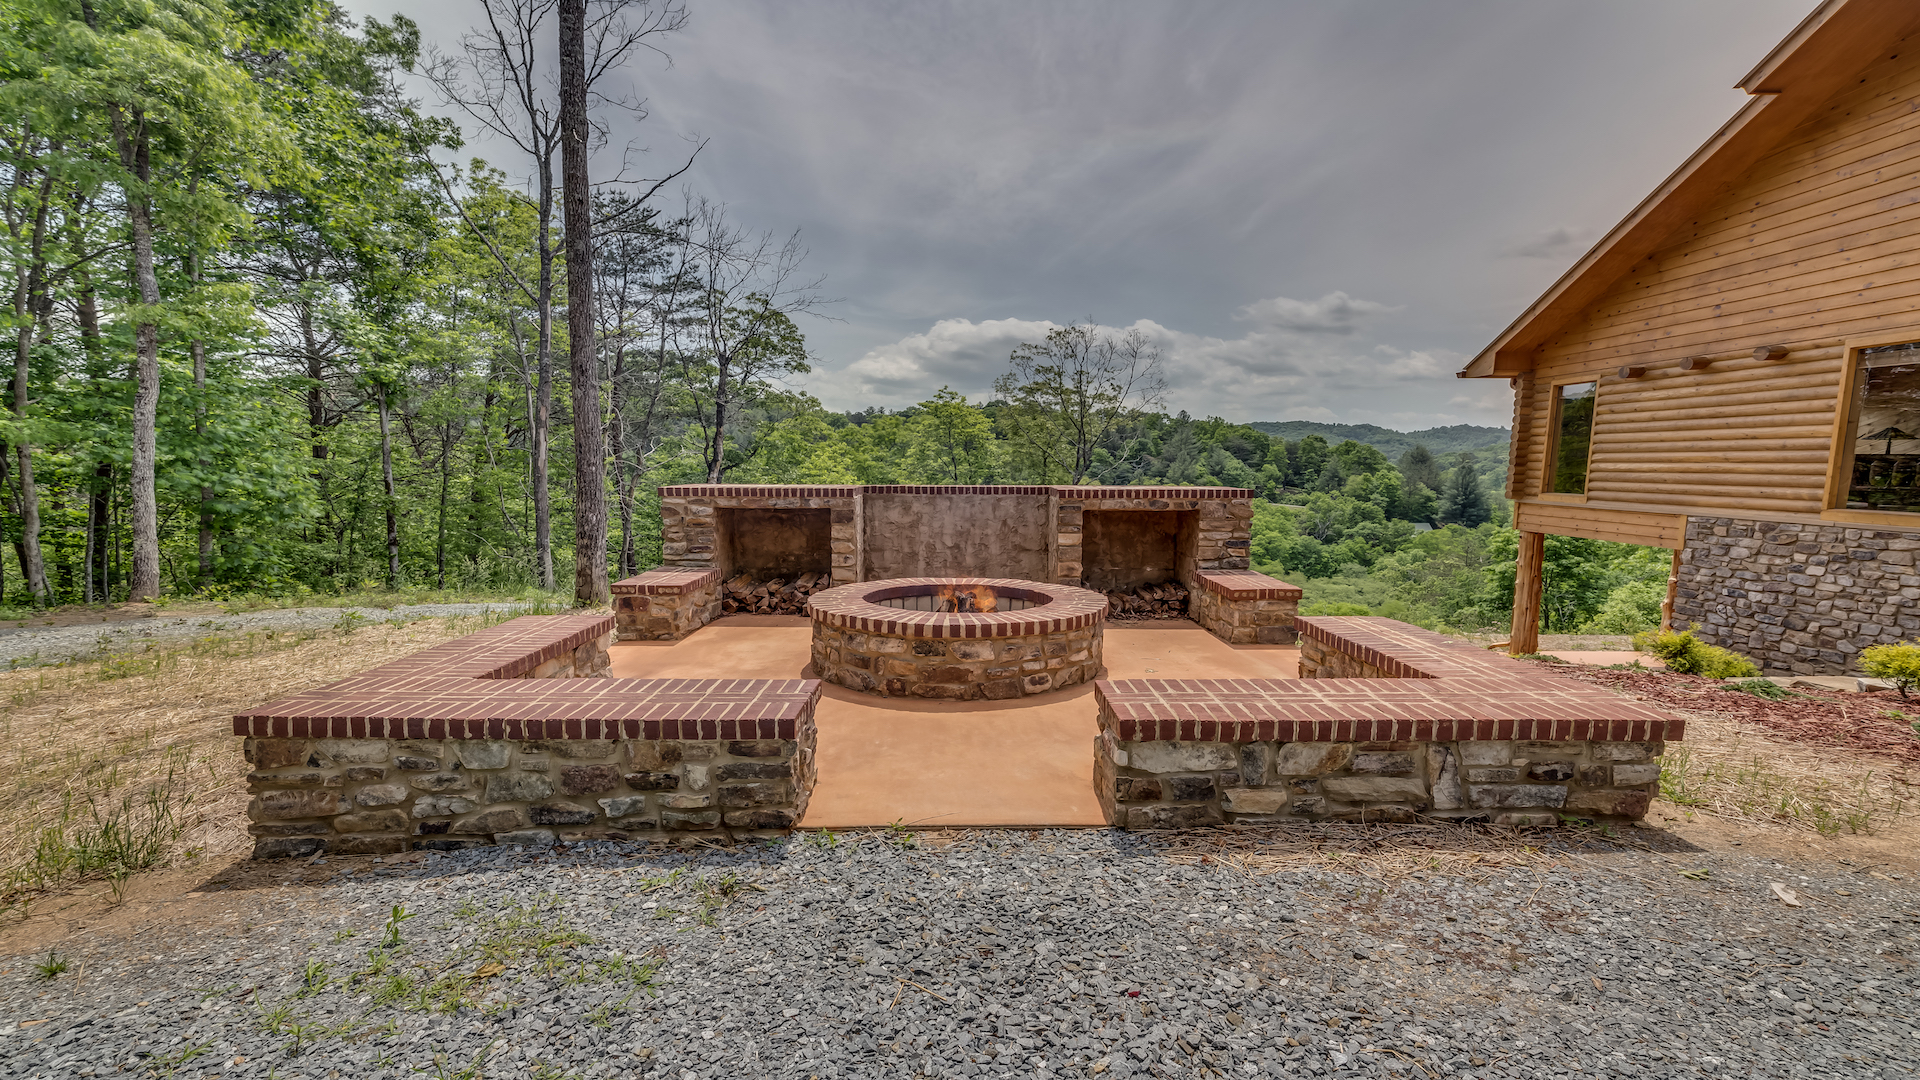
[608,616,1298,828]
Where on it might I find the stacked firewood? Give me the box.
[721,572,829,615]
[1099,582,1190,619]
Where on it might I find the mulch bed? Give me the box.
[1533,659,1920,767]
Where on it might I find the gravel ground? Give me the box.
[0,828,1913,1080]
[0,605,532,670]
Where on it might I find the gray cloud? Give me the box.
[1504,227,1601,260]
[351,0,1813,429]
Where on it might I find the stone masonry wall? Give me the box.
[1096,729,1661,828]
[613,569,721,641]
[1190,571,1300,645]
[1052,489,1253,587]
[244,733,815,857]
[813,623,1102,699]
[1094,616,1683,829]
[238,614,821,857]
[658,487,861,587]
[1673,515,1920,674]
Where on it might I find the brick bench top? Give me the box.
[234,614,819,741]
[365,615,616,680]
[612,568,721,596]
[1096,615,1685,744]
[1197,570,1302,600]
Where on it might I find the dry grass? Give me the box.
[1657,709,1918,836]
[0,612,507,907]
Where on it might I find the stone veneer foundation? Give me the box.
[1674,514,1920,674]
[807,577,1107,699]
[1095,616,1684,828]
[237,616,819,856]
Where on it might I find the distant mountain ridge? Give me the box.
[1248,421,1510,461]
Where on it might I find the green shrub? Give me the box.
[1300,601,1372,617]
[1577,579,1665,634]
[1632,627,1760,678]
[1859,641,1920,698]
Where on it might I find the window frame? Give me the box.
[1823,330,1920,525]
[1538,376,1599,504]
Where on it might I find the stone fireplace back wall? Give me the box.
[1081,510,1196,592]
[861,491,1051,581]
[717,507,832,580]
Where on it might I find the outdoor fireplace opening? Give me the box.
[1081,509,1197,619]
[808,578,1106,699]
[715,507,831,614]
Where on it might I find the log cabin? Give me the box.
[1460,0,1920,674]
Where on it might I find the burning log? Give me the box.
[720,572,827,616]
[1097,581,1190,620]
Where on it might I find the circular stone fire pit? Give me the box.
[807,577,1106,699]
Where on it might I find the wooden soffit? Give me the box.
[1459,0,1920,380]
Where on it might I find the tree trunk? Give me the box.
[559,0,607,606]
[10,228,48,608]
[378,384,401,589]
[609,344,633,578]
[190,253,211,587]
[115,108,162,602]
[77,265,109,602]
[89,464,110,601]
[532,166,556,592]
[707,355,729,484]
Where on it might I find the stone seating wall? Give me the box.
[1094,616,1682,828]
[613,568,722,641]
[238,615,819,857]
[1189,571,1301,644]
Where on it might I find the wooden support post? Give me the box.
[1661,547,1681,632]
[1510,530,1545,656]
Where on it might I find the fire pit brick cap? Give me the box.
[808,577,1108,639]
[613,567,721,596]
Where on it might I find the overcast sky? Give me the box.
[348,0,1813,429]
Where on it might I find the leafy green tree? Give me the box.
[994,322,1165,484]
[903,387,997,483]
[1439,452,1491,526]
[1286,434,1329,488]
[1398,443,1441,493]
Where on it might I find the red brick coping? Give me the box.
[611,568,720,596]
[810,572,1113,638]
[1053,486,1254,500]
[1196,570,1303,601]
[1095,615,1685,744]
[233,614,819,741]
[657,484,1253,500]
[808,577,1108,639]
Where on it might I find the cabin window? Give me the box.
[1546,381,1596,494]
[1843,341,1920,512]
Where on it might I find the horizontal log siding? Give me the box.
[1518,40,1920,516]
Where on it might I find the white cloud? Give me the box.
[1234,291,1398,334]
[805,291,1515,428]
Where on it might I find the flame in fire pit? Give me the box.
[934,583,998,613]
